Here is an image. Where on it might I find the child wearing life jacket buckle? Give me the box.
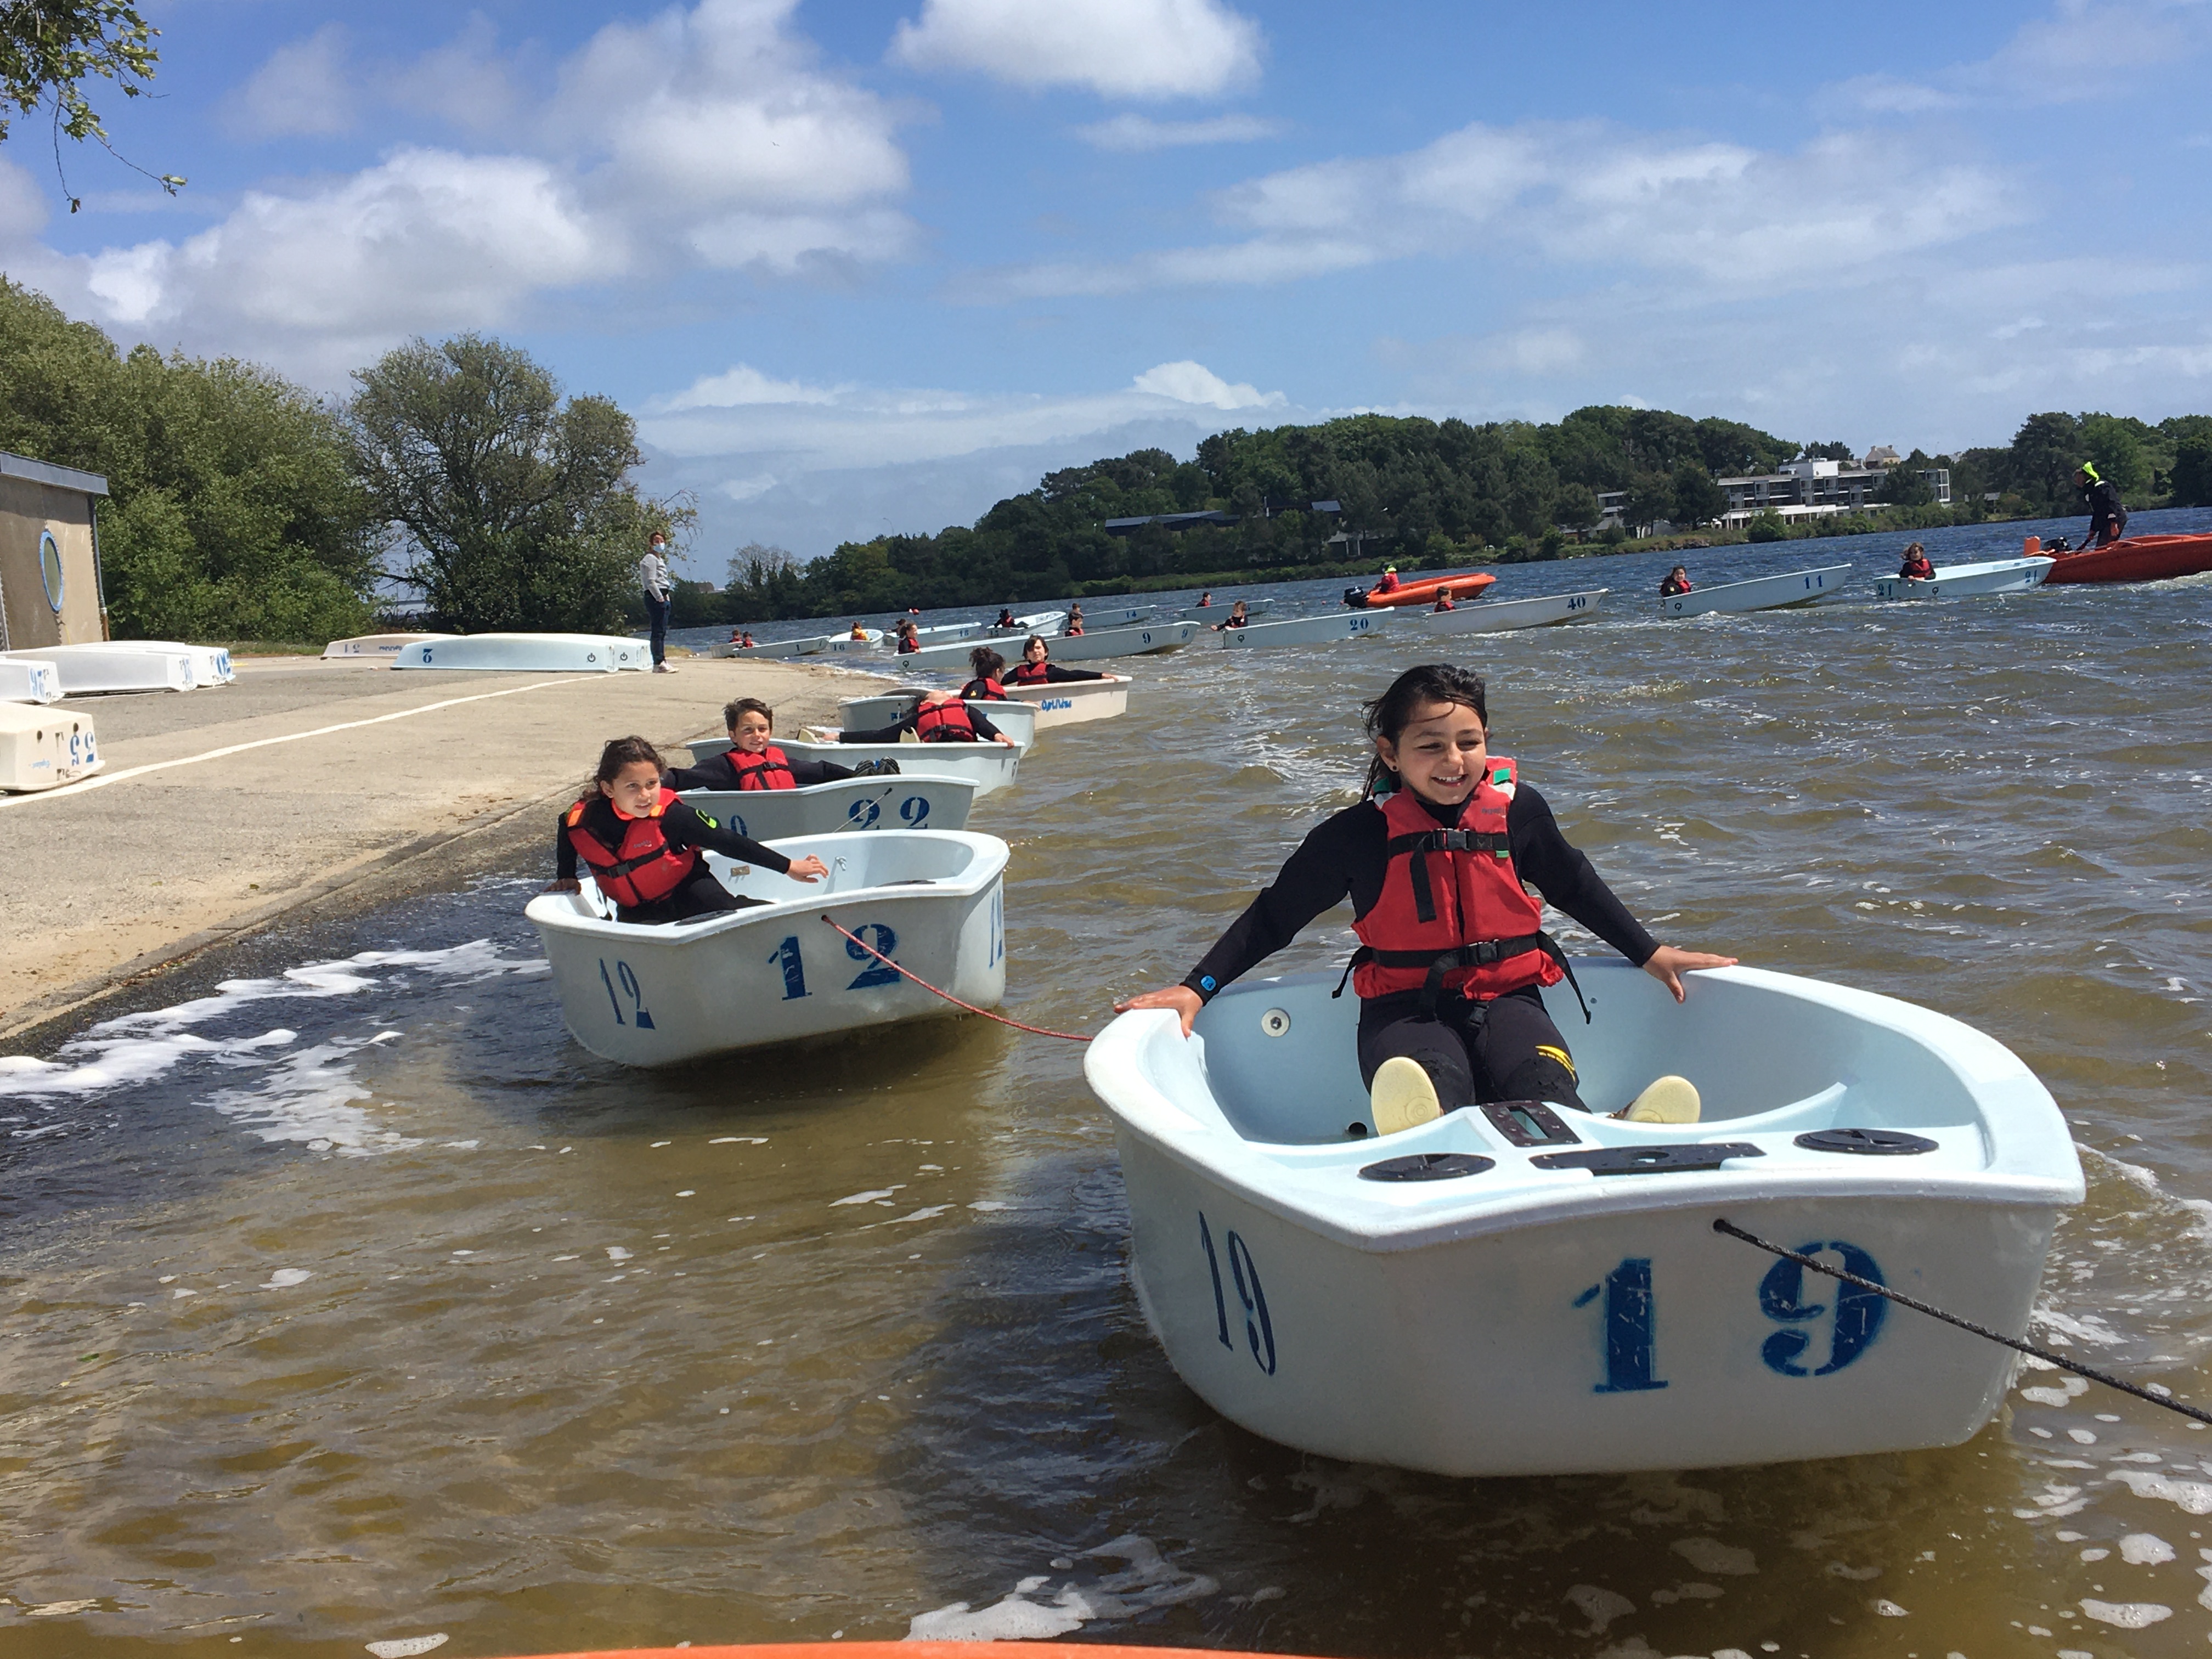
[1115,664,1734,1135]
[664,699,882,792]
[551,736,827,924]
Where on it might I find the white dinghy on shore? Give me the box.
[527,830,1007,1066]
[323,633,445,659]
[1874,556,2054,600]
[1415,588,1606,634]
[678,772,979,839]
[0,702,101,791]
[1213,611,1387,650]
[690,735,1022,798]
[833,694,1040,751]
[1086,958,2080,1477]
[3,643,200,694]
[390,634,647,672]
[1006,672,1130,727]
[1661,565,1851,618]
[0,658,61,704]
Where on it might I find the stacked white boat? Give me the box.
[2,641,234,694]
[0,658,61,704]
[528,831,1007,1065]
[391,634,647,672]
[323,633,442,659]
[1085,958,2080,1476]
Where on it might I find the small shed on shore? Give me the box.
[0,451,110,651]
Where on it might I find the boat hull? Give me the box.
[1180,600,1273,622]
[1213,612,1389,649]
[0,658,61,704]
[0,702,102,791]
[692,736,1022,798]
[321,633,444,659]
[526,830,1007,1066]
[2040,533,2212,585]
[1087,961,2079,1475]
[1030,621,1200,661]
[390,634,646,672]
[712,636,829,659]
[1353,570,1497,608]
[5,644,196,693]
[1414,588,1606,633]
[1005,673,1130,726]
[675,772,978,838]
[1874,557,2052,600]
[834,696,1040,751]
[1661,565,1851,618]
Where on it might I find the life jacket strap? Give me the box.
[1332,930,1589,1023]
[1385,827,1510,924]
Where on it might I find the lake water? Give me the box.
[7,509,2212,1659]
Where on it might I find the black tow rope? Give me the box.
[1713,1218,2212,1427]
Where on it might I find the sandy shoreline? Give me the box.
[0,651,889,1040]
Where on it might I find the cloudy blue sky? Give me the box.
[4,0,2209,571]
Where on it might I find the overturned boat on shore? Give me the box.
[0,702,102,791]
[0,658,61,704]
[1085,958,2079,1476]
[4,643,203,694]
[527,830,1007,1066]
[390,634,647,672]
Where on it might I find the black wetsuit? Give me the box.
[1009,662,1108,685]
[556,795,793,924]
[1182,787,1658,1113]
[663,749,854,792]
[2080,476,2129,546]
[840,704,1008,743]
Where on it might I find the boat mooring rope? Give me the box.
[819,915,1093,1042]
[1713,1218,2212,1427]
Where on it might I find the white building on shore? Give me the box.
[1716,458,1950,526]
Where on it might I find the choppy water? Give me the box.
[8,510,2212,1659]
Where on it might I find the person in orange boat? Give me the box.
[1373,566,1402,595]
[2076,464,2129,546]
[1897,543,1935,580]
[1114,664,1734,1135]
[551,736,827,924]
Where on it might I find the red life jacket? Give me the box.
[1347,759,1570,1006]
[730,744,795,791]
[1009,660,1051,685]
[565,798,697,909]
[913,698,980,742]
[960,676,1008,700]
[896,636,920,653]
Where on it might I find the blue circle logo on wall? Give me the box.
[39,529,65,614]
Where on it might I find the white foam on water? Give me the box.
[259,1269,312,1289]
[364,1637,448,1658]
[1672,1537,1757,1576]
[2079,1598,2170,1628]
[1565,1583,1635,1632]
[2107,1470,2212,1514]
[2120,1532,2174,1563]
[904,1533,1216,1643]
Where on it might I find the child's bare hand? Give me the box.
[786,855,830,883]
[1115,985,1203,1036]
[1643,945,1737,1002]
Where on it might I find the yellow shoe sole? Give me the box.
[1618,1074,1701,1124]
[1371,1056,1442,1136]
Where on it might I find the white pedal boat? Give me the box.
[819,629,887,656]
[1873,556,2054,600]
[1082,606,1154,628]
[322,632,445,659]
[390,634,647,672]
[689,736,1022,799]
[0,658,61,704]
[676,772,978,838]
[834,694,1040,751]
[981,610,1066,636]
[0,702,102,791]
[1085,958,2080,1477]
[712,635,830,659]
[1005,672,1130,727]
[96,640,237,684]
[1661,565,1850,618]
[1032,620,1199,662]
[527,830,1007,1066]
[1181,600,1274,622]
[4,643,199,694]
[1214,611,1389,650]
[1415,588,1606,633]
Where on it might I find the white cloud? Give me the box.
[227,24,359,140]
[384,14,524,134]
[890,0,1262,99]
[969,121,2029,300]
[655,363,845,411]
[1832,0,2212,112]
[1075,112,1283,151]
[1130,359,1282,408]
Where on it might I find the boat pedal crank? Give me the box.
[1480,1099,1582,1147]
[1358,1152,1496,1182]
[1795,1128,1937,1155]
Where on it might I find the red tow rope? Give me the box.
[819,915,1093,1042]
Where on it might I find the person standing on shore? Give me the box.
[640,531,676,674]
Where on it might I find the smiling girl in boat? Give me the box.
[551,736,827,924]
[1007,635,1109,686]
[1115,663,1734,1134]
[663,698,866,792]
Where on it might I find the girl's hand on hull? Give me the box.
[1116,985,1203,1037]
[786,855,830,883]
[546,878,582,893]
[1643,945,1737,1002]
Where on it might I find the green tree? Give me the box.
[1671,460,1726,526]
[2008,411,2084,510]
[2,0,184,205]
[2075,412,2153,501]
[1746,510,1788,543]
[1799,440,1854,462]
[1552,482,1601,531]
[1877,450,1936,507]
[1624,471,1674,533]
[0,276,379,640]
[347,335,683,634]
[2170,437,2212,508]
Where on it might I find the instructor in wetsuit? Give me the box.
[2076,464,2129,547]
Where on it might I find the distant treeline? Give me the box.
[709,408,2212,623]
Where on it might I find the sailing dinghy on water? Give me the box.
[677,772,978,840]
[527,830,1007,1066]
[1874,557,2053,600]
[1660,565,1850,618]
[1085,958,2080,1476]
[1414,588,1606,633]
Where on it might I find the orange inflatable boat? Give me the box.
[1345,568,1497,608]
[2031,532,2212,584]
